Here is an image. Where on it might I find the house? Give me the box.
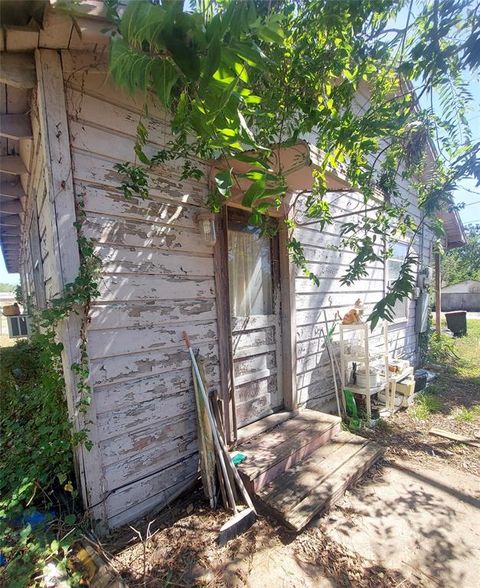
[441,280,480,312]
[0,1,465,530]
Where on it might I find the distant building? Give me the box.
[0,292,16,336]
[441,280,480,312]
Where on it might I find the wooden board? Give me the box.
[0,155,27,175]
[0,53,36,89]
[257,433,383,531]
[429,428,480,448]
[238,410,341,484]
[0,114,32,140]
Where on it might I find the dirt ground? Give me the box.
[97,323,480,588]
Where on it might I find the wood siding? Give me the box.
[292,187,433,413]
[62,51,218,528]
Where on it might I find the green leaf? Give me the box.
[64,514,76,526]
[215,168,233,197]
[242,178,266,208]
[233,152,268,168]
[150,60,178,107]
[202,34,222,87]
[231,42,269,71]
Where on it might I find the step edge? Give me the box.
[257,433,371,509]
[257,431,368,501]
[239,419,342,482]
[284,442,384,531]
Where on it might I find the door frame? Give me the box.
[213,204,297,445]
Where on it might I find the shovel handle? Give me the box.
[183,331,191,348]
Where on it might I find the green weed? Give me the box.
[409,392,444,420]
[453,405,480,422]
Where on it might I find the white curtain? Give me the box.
[228,228,272,316]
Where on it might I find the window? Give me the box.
[228,218,273,317]
[7,315,30,338]
[387,242,409,321]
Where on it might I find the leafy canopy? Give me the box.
[442,223,480,286]
[106,0,480,327]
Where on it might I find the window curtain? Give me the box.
[228,227,273,316]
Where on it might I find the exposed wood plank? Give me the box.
[78,184,204,230]
[71,151,207,208]
[0,53,36,89]
[285,442,383,531]
[0,114,33,140]
[88,319,217,360]
[0,155,28,175]
[106,457,198,529]
[96,387,197,442]
[39,6,73,49]
[83,215,211,254]
[97,274,215,303]
[68,17,109,50]
[5,25,40,52]
[429,428,480,448]
[88,299,217,330]
[95,365,220,414]
[89,341,218,387]
[94,244,213,277]
[0,199,22,215]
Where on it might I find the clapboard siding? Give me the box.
[292,178,432,411]
[63,52,217,529]
[56,49,435,530]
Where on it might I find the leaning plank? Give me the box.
[0,114,33,140]
[429,428,480,448]
[0,53,36,89]
[0,156,28,176]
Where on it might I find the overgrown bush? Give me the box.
[0,334,82,586]
[424,332,459,367]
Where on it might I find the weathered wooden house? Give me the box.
[0,1,465,530]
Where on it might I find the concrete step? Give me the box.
[256,431,384,531]
[236,409,342,493]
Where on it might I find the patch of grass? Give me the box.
[453,405,480,422]
[409,392,444,420]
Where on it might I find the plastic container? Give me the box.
[445,310,467,337]
[414,369,428,392]
[356,368,381,388]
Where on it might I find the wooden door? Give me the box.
[227,208,283,428]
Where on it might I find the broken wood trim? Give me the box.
[0,52,36,88]
[0,114,33,140]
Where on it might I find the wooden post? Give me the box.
[435,252,441,335]
[35,49,106,522]
[279,221,297,411]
